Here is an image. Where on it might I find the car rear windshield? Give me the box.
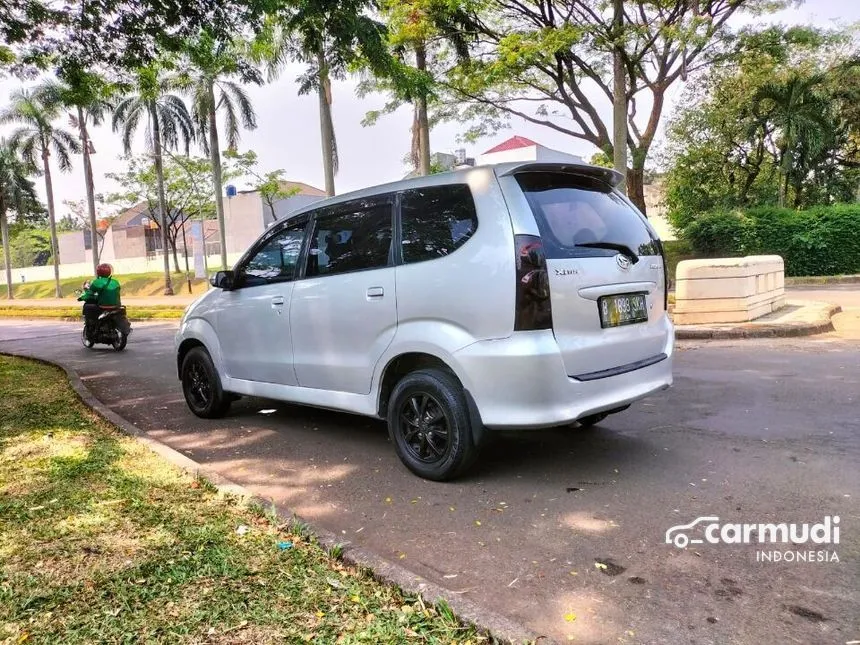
[515,171,660,260]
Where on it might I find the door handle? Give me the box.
[366,287,384,299]
[271,296,285,307]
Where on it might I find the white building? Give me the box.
[477,136,585,166]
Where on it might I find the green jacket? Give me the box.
[77,276,122,307]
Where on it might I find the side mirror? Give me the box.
[210,270,235,290]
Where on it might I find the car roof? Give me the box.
[279,161,624,222]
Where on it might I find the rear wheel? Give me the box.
[112,331,128,351]
[387,368,478,481]
[81,326,94,349]
[181,347,231,418]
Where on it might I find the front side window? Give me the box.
[305,199,393,277]
[239,222,306,287]
[516,172,660,259]
[399,184,478,264]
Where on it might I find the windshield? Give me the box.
[515,172,660,260]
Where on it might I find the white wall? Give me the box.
[13,252,246,284]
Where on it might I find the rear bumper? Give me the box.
[453,326,674,429]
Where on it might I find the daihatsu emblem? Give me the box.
[616,254,631,270]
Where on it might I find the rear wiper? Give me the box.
[575,242,639,264]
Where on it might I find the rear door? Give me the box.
[513,171,668,378]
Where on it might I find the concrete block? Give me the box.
[672,255,785,324]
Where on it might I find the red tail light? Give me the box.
[514,234,553,331]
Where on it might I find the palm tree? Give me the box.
[256,23,339,196]
[113,64,194,295]
[0,140,41,298]
[753,74,833,207]
[176,31,261,270]
[37,71,114,275]
[254,6,388,197]
[0,89,81,298]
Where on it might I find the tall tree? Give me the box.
[112,63,194,295]
[37,70,114,275]
[0,139,41,298]
[362,0,479,175]
[0,88,80,297]
[254,4,390,196]
[444,0,792,214]
[176,30,261,270]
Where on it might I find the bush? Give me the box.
[680,204,860,276]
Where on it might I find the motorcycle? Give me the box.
[75,281,131,352]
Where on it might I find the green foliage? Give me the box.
[223,149,299,223]
[681,205,860,276]
[6,228,51,268]
[664,25,860,227]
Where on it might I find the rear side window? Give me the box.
[305,199,393,277]
[399,185,478,264]
[516,172,659,259]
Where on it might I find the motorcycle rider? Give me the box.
[77,263,131,336]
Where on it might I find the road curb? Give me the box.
[675,304,842,340]
[0,349,544,645]
[785,274,860,286]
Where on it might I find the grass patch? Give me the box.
[4,273,208,300]
[0,356,486,644]
[0,306,185,320]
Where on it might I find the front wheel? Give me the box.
[181,347,231,419]
[387,368,479,481]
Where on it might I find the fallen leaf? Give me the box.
[384,497,392,504]
[595,562,608,571]
[570,571,579,576]
[475,520,482,526]
[564,612,577,622]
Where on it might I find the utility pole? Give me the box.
[612,0,628,194]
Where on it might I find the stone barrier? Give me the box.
[674,255,785,324]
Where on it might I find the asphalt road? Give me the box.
[1,318,858,645]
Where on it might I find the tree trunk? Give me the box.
[0,196,12,299]
[317,49,336,197]
[415,43,431,176]
[79,106,100,272]
[208,82,229,271]
[627,166,646,216]
[612,0,628,191]
[150,105,174,295]
[42,149,62,298]
[170,234,180,273]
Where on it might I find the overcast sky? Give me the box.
[0,0,857,218]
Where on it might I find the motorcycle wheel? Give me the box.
[112,331,128,352]
[81,326,95,349]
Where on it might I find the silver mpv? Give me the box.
[176,161,674,480]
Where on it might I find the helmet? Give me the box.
[96,263,113,278]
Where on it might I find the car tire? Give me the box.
[387,368,479,482]
[181,346,231,419]
[577,412,609,428]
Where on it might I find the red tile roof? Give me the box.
[483,136,538,154]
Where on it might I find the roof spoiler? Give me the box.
[498,162,625,189]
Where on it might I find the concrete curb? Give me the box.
[0,349,544,645]
[785,275,860,286]
[675,304,842,340]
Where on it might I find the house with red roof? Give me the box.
[477,136,585,166]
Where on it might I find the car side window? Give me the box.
[239,222,306,287]
[305,199,393,278]
[399,185,478,264]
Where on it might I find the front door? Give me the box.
[290,197,397,395]
[217,219,308,385]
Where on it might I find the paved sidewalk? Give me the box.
[675,299,840,340]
